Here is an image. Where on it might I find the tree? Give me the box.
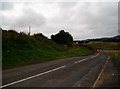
[51,30,73,46]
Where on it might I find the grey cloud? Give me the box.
[59,2,78,9]
[70,2,118,39]
[57,2,78,20]
[1,8,47,36]
[14,8,46,27]
[43,2,118,40]
[118,2,120,34]
[0,2,14,11]
[1,2,118,40]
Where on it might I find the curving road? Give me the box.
[2,51,108,88]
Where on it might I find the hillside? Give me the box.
[2,29,94,69]
[74,35,120,44]
[88,35,120,42]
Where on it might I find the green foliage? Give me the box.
[2,29,94,69]
[51,30,73,46]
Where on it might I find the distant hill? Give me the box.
[74,35,120,43]
[88,35,120,42]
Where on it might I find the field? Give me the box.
[2,30,94,69]
[86,42,119,50]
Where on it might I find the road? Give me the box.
[2,52,108,88]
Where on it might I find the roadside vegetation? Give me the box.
[2,29,94,69]
[51,30,73,46]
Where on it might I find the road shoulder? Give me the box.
[95,58,119,87]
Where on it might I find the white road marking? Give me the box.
[74,53,99,64]
[90,56,96,59]
[92,57,110,88]
[91,53,99,58]
[78,58,88,62]
[92,55,97,58]
[74,58,88,63]
[1,65,66,88]
[75,61,78,63]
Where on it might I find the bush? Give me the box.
[51,30,73,46]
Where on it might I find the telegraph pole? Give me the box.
[28,26,31,36]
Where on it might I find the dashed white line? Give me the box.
[75,61,78,63]
[90,56,95,59]
[1,65,66,88]
[74,58,88,63]
[78,58,88,62]
[74,53,99,64]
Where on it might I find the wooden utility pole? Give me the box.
[28,26,31,36]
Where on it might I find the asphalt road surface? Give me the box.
[2,52,108,88]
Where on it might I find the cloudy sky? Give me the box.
[0,0,119,40]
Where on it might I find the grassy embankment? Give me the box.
[2,30,94,69]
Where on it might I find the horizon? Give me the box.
[2,28,119,41]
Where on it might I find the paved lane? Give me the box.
[2,52,107,88]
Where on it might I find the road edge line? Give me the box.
[92,56,110,88]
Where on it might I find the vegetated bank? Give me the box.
[2,29,94,69]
